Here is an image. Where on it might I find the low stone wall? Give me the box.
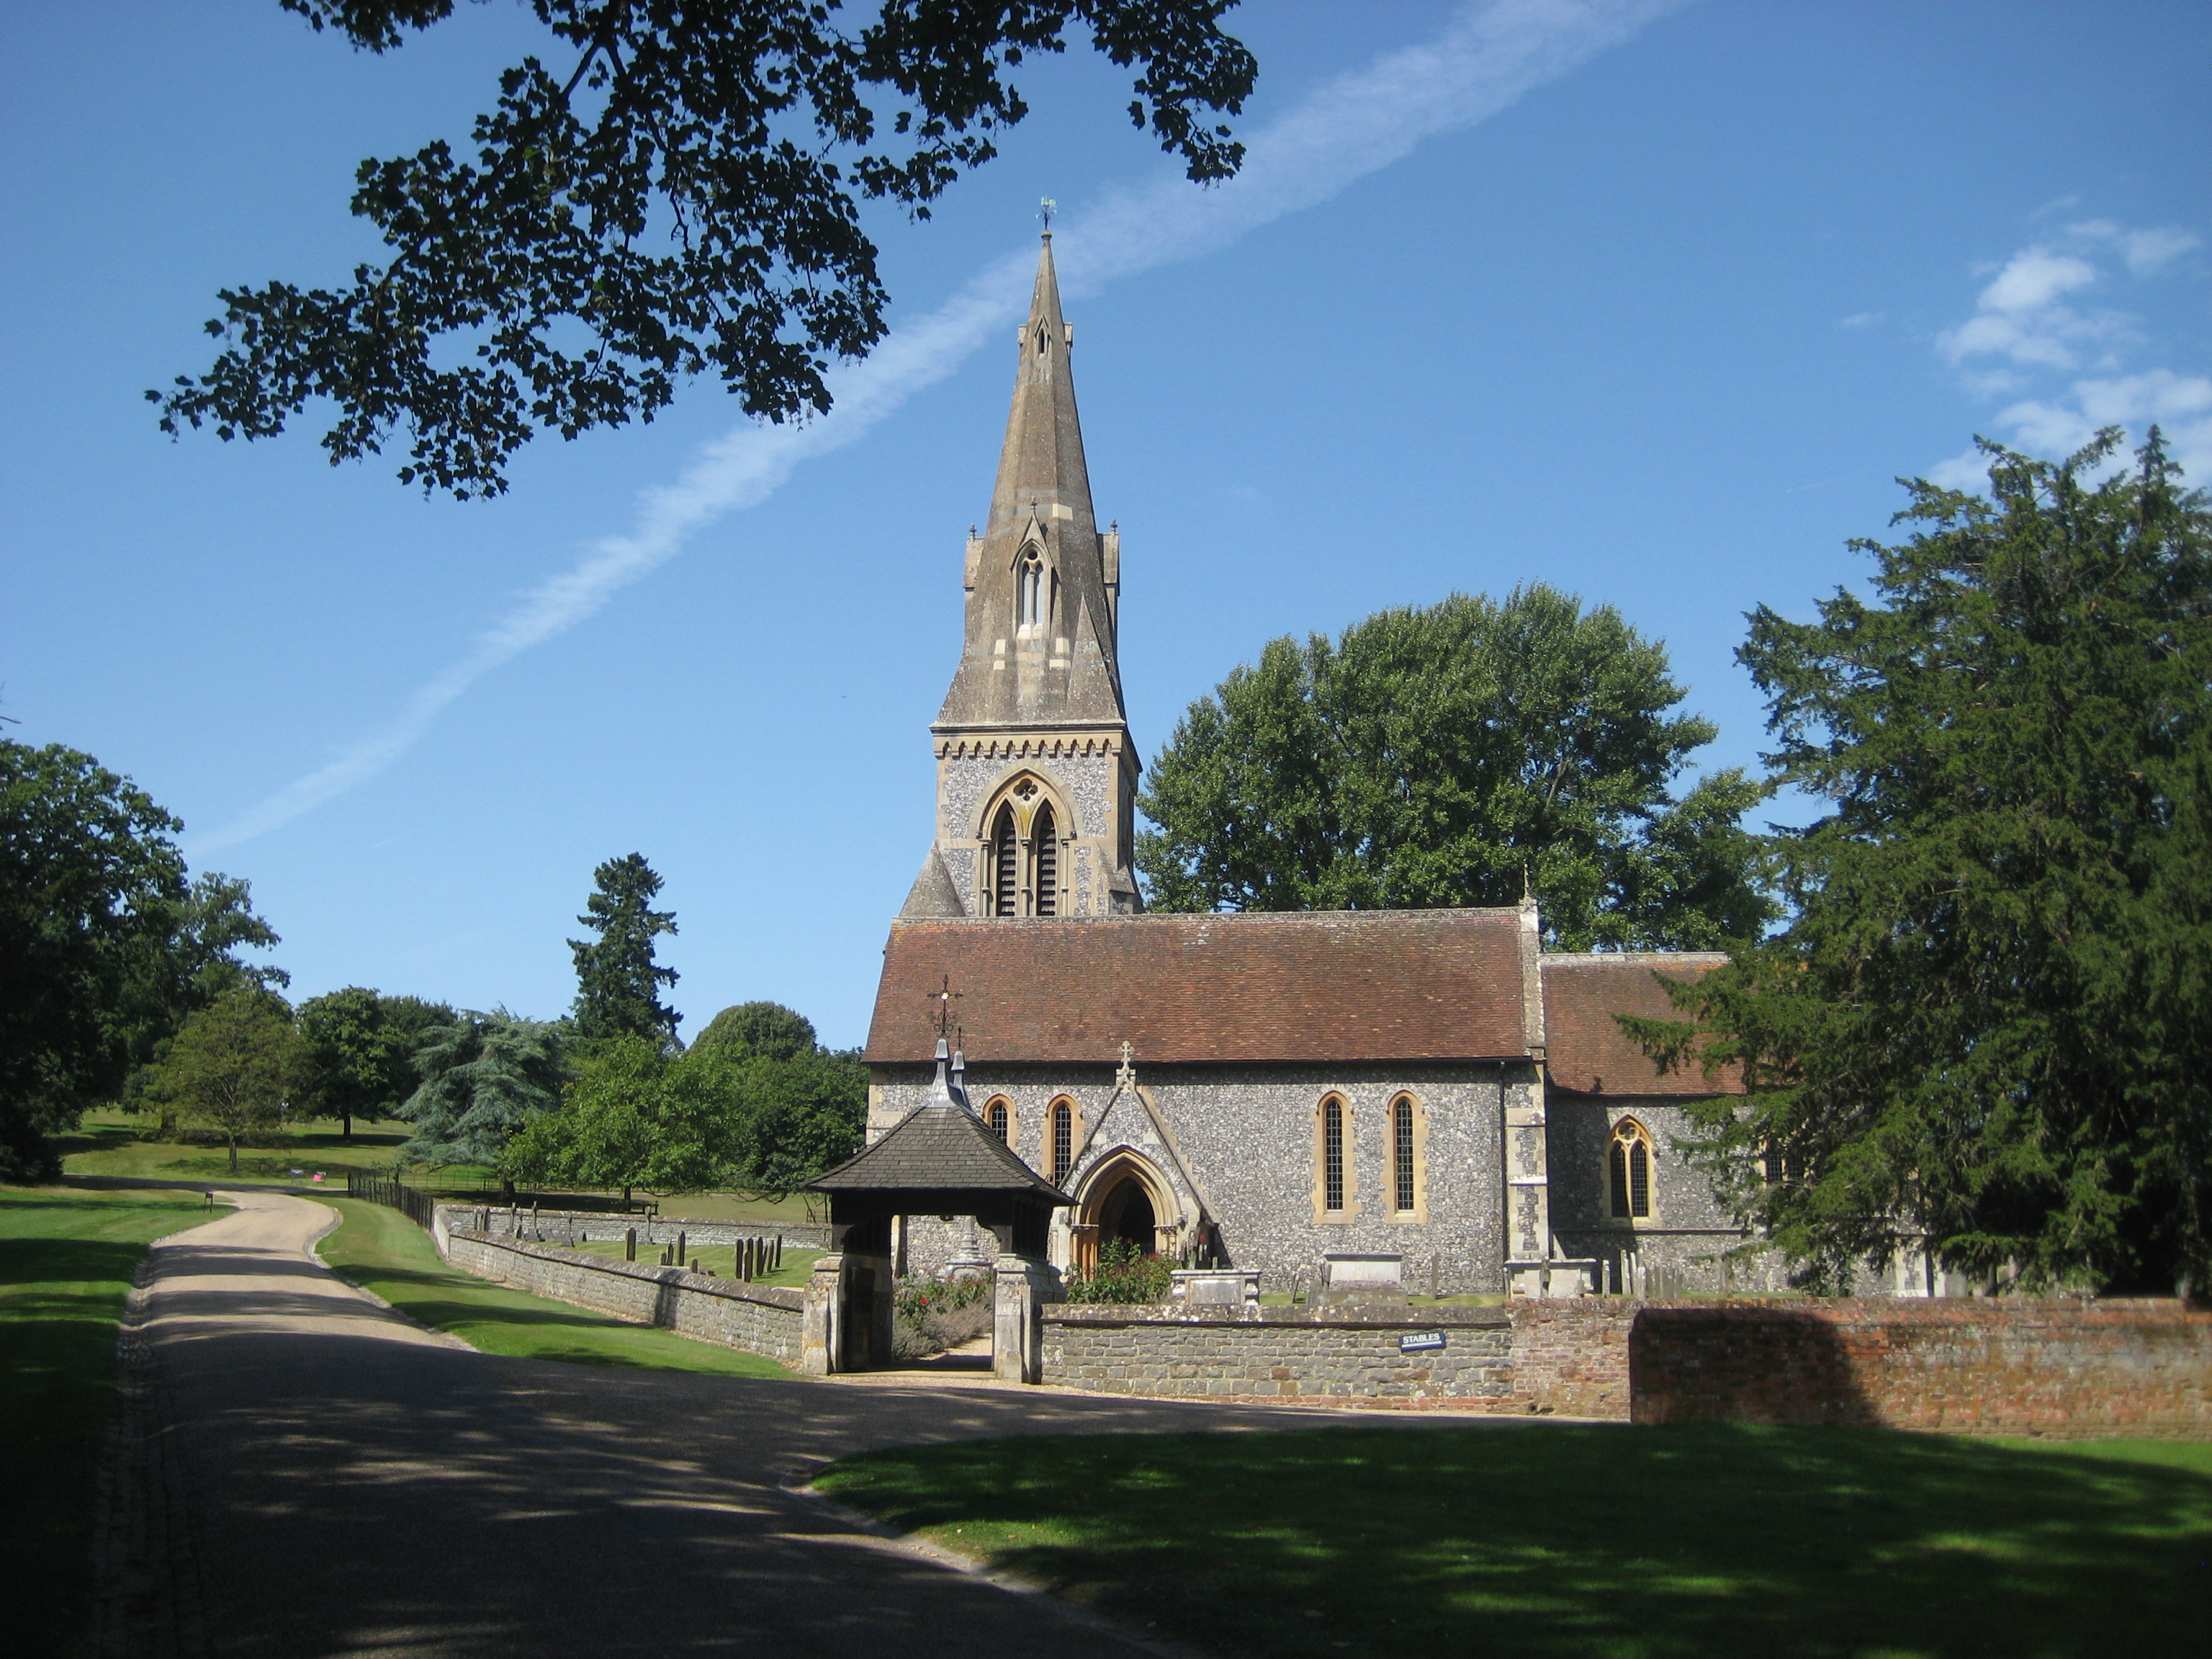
[434,1205,829,1251]
[1039,1304,1516,1404]
[1632,1298,2212,1438]
[441,1228,804,1364]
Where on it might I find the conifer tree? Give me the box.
[568,853,680,1047]
[1630,430,2212,1295]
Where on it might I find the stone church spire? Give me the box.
[937,231,1125,729]
[901,231,1142,921]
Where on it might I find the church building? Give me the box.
[864,233,1778,1299]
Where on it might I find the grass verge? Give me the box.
[814,1424,2212,1658]
[315,1198,791,1377]
[1,1184,212,1659]
[56,1108,413,1186]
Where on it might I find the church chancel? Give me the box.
[851,232,1777,1336]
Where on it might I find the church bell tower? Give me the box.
[899,231,1141,920]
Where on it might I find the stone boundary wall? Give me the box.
[433,1205,829,1251]
[1039,1304,1517,1405]
[1632,1298,2212,1438]
[441,1228,804,1365]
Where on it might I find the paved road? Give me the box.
[109,1190,1449,1658]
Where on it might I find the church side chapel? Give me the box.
[862,231,1791,1303]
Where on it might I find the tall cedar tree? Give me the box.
[1,742,281,1178]
[397,1009,570,1166]
[569,853,680,1045]
[1628,431,2212,1295]
[1138,587,1772,950]
[154,1,1256,499]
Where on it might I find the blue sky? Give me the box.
[3,1,2206,1048]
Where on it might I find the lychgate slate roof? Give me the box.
[866,909,1534,1066]
[1539,953,1744,1097]
[810,1097,1072,1201]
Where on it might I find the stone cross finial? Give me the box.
[1116,1040,1136,1090]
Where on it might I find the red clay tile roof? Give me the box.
[1539,953,1744,1097]
[866,910,1533,1066]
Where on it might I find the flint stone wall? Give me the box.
[876,1061,1524,1295]
[441,1228,803,1364]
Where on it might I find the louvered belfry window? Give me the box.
[1323,1098,1346,1213]
[992,804,1020,917]
[1393,1097,1416,1214]
[1033,804,1058,916]
[1051,1101,1073,1183]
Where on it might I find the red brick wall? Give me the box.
[1506,1300,1637,1418]
[1630,1298,2212,1438]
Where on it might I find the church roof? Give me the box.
[865,909,1535,1066]
[1539,953,1745,1097]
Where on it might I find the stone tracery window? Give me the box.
[1610,1118,1654,1221]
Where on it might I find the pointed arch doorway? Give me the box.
[1070,1150,1181,1273]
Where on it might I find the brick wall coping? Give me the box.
[447,1227,804,1311]
[1042,1302,1511,1331]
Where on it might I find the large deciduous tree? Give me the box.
[504,1032,739,1201]
[1629,431,2212,1295]
[153,0,1257,500]
[143,989,305,1175]
[689,999,817,1062]
[570,852,680,1046]
[0,741,282,1179]
[297,986,458,1138]
[1136,587,1771,950]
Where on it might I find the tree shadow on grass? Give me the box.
[817,1424,2212,1659]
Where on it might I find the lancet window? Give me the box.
[1033,804,1058,916]
[1051,1100,1074,1184]
[1321,1097,1347,1215]
[985,1098,1011,1145]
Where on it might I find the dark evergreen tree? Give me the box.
[1629,431,2212,1295]
[397,1009,569,1168]
[569,853,680,1046]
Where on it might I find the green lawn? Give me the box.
[55,1107,413,1186]
[564,1233,821,1290]
[1,1184,214,1659]
[814,1425,2212,1658]
[315,1198,792,1377]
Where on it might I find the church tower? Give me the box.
[899,232,1142,920]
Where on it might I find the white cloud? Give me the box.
[1926,218,2209,491]
[193,0,1686,853]
[2068,218,2201,276]
[1838,310,1881,328]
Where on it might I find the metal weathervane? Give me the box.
[1038,196,1057,230]
[928,974,963,1039]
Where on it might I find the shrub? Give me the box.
[1062,1238,1172,1304]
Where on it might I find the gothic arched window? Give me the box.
[1321,1097,1347,1215]
[991,804,1020,917]
[985,1098,1011,1145]
[1392,1094,1419,1216]
[1609,1118,1654,1221]
[1017,547,1045,631]
[1033,804,1058,917]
